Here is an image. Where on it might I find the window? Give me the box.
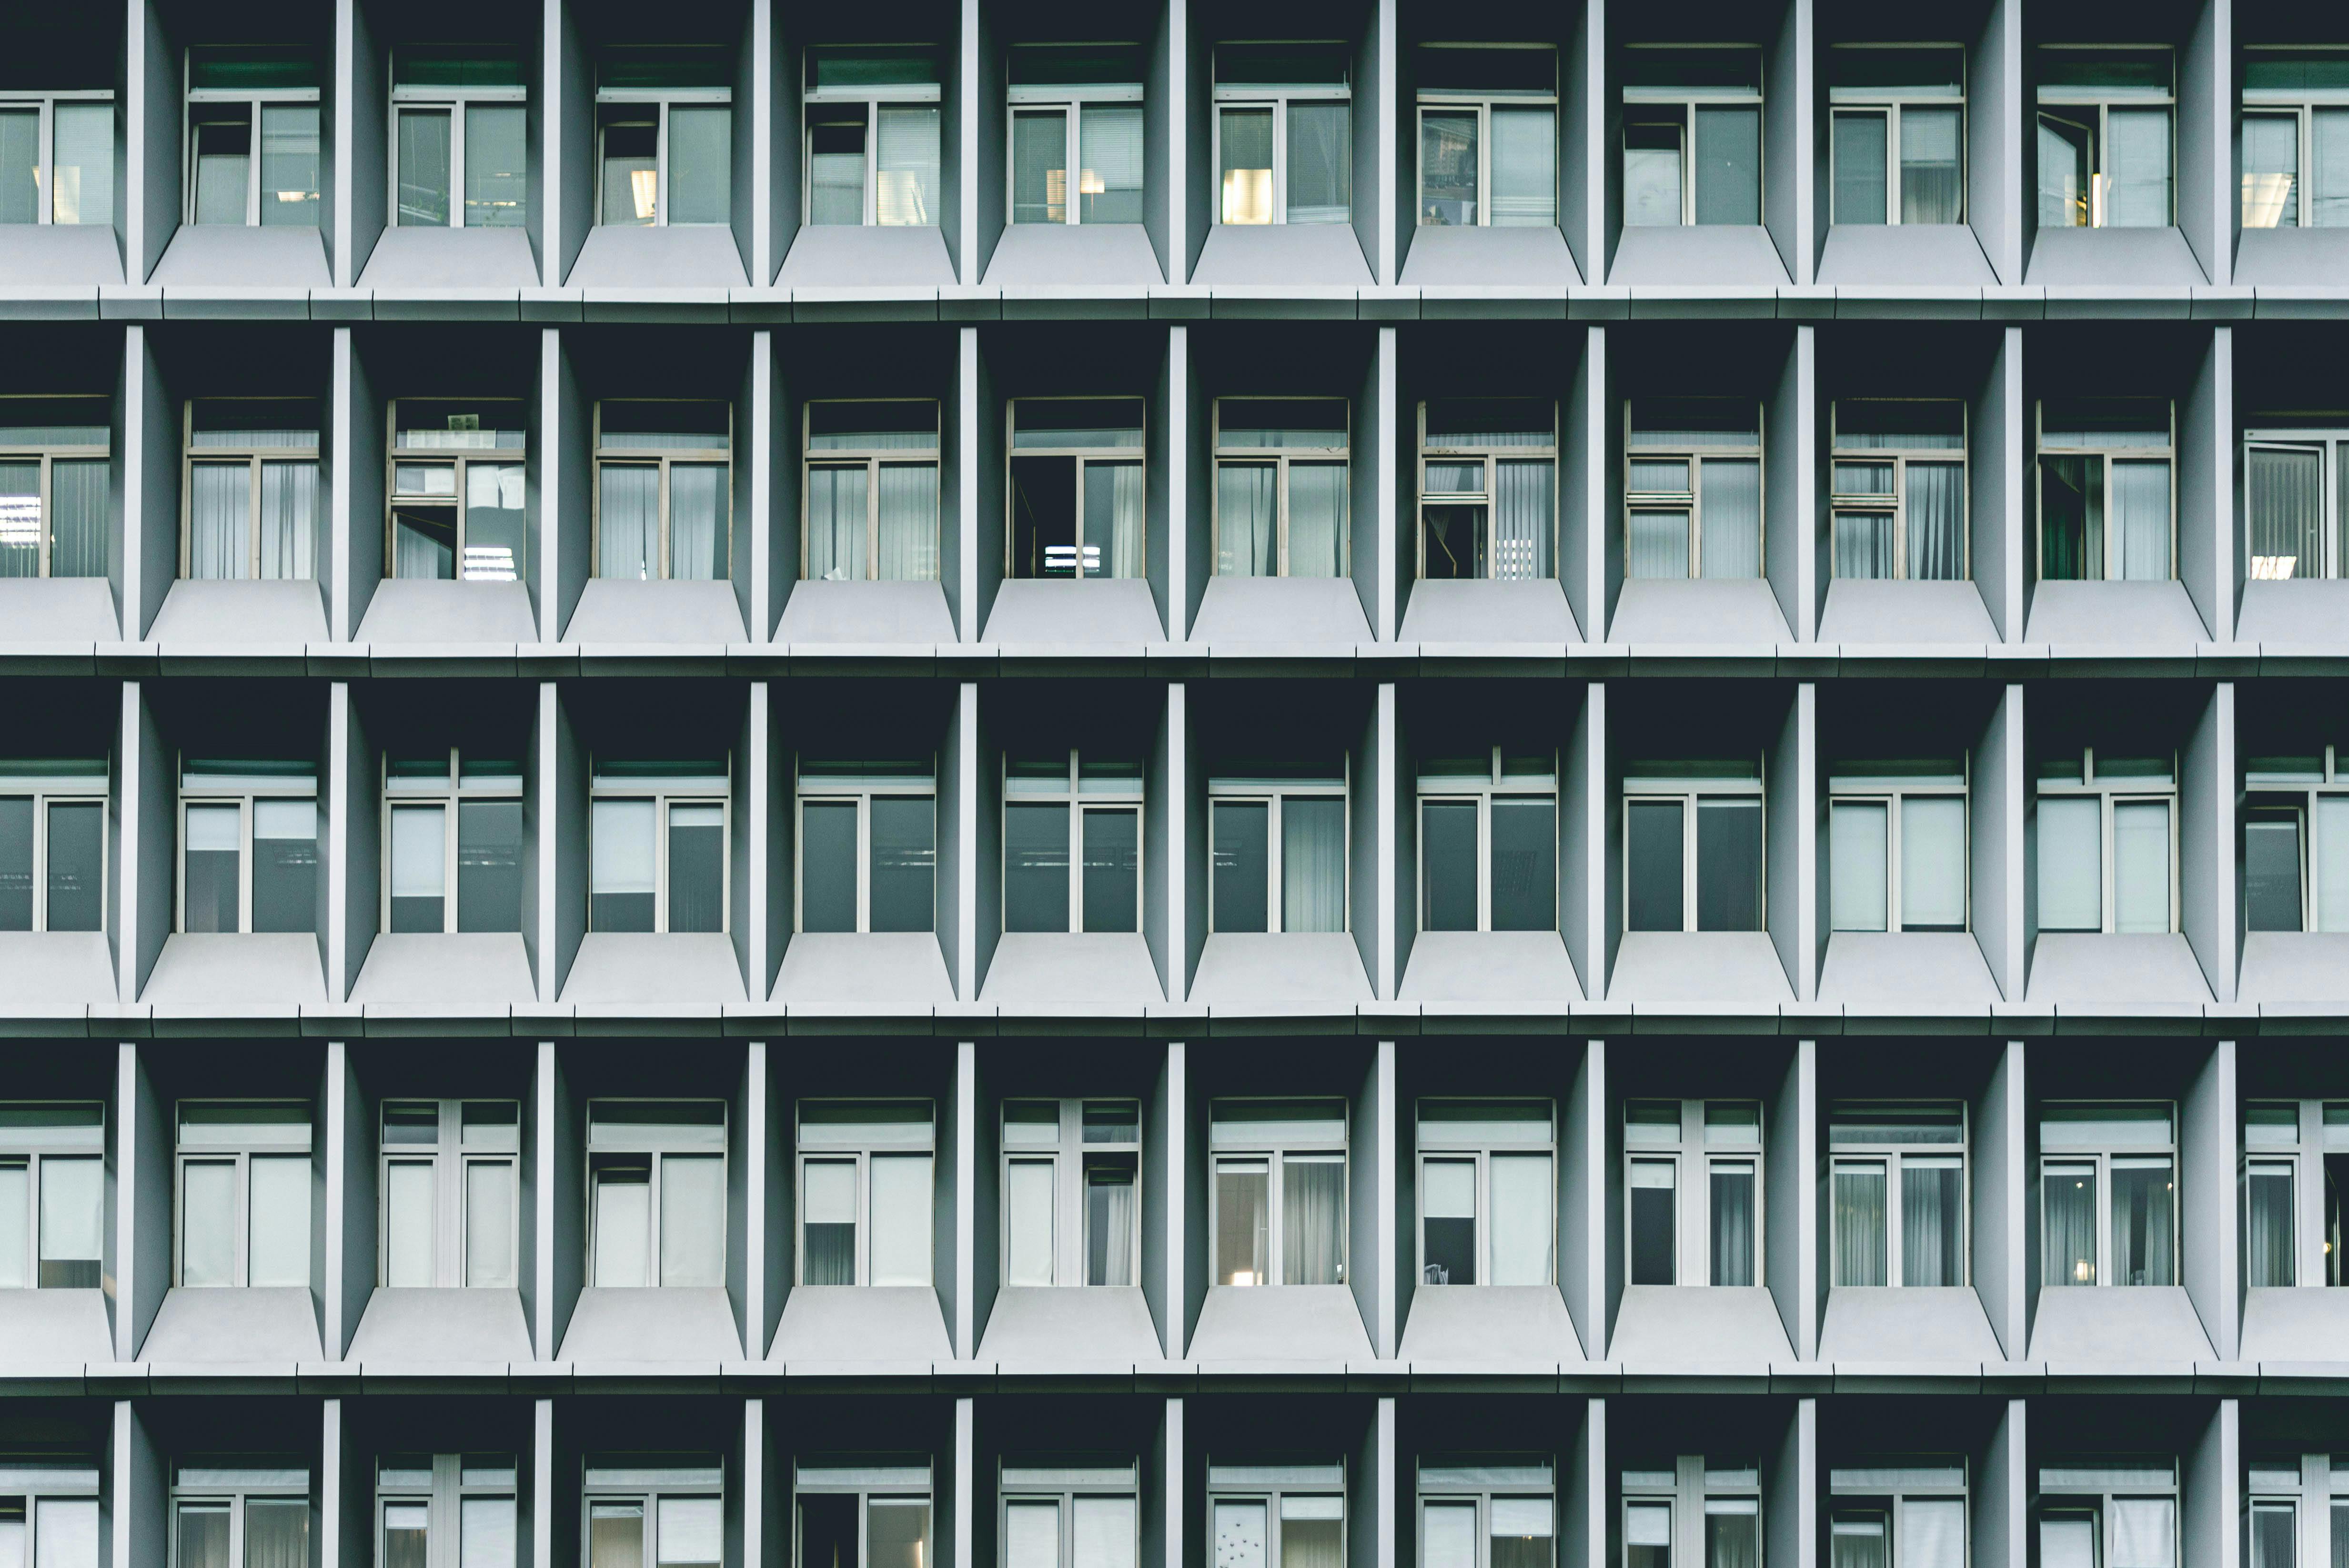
[390,50,526,228]
[183,398,323,583]
[1003,746,1141,935]
[1008,46,1144,226]
[1826,1103,1966,1287]
[2242,1452,2349,1568]
[185,48,320,227]
[1624,760,1764,934]
[586,1101,726,1289]
[2036,48,2173,229]
[0,1455,100,1568]
[594,400,730,581]
[1827,1457,1966,1568]
[1626,398,1762,580]
[2039,1104,2176,1287]
[178,759,318,935]
[2036,399,2172,581]
[2035,1457,2176,1568]
[1210,759,1348,934]
[1209,1461,1345,1568]
[596,47,730,226]
[379,1100,520,1289]
[1417,745,1558,933]
[2238,1101,2349,1288]
[1416,1100,1554,1286]
[0,759,105,933]
[1624,1100,1762,1287]
[1001,1099,1141,1288]
[1214,398,1350,577]
[1828,761,1968,934]
[796,1458,930,1568]
[1214,45,1351,226]
[796,754,936,934]
[1008,398,1145,579]
[384,748,525,935]
[2242,425,2349,581]
[797,1100,934,1287]
[804,46,941,227]
[171,1459,310,1568]
[1415,46,1558,228]
[0,92,113,226]
[803,401,940,582]
[2034,748,2176,935]
[1419,1457,1553,1568]
[585,1455,723,1568]
[1829,400,1966,581]
[1620,1455,1761,1568]
[2242,748,2349,932]
[1210,1099,1347,1287]
[0,1102,103,1288]
[1001,1458,1138,1568]
[388,399,526,582]
[1418,399,1557,581]
[2242,49,2349,229]
[1623,47,1762,227]
[0,397,109,581]
[377,1454,518,1568]
[590,759,728,934]
[1828,47,1964,225]
[175,1101,312,1288]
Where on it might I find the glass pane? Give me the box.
[877,107,940,226]
[1420,799,1478,931]
[1216,1159,1269,1286]
[1490,1151,1553,1285]
[667,803,726,934]
[1214,800,1270,933]
[1421,111,1478,226]
[1282,1507,1341,1568]
[2315,109,2349,227]
[178,1504,232,1568]
[1695,798,1763,932]
[1216,1502,1268,1568]
[1086,1158,1138,1286]
[868,795,935,934]
[465,105,527,227]
[1422,504,1487,579]
[799,799,857,932]
[2036,795,2103,931]
[257,460,319,581]
[385,1159,434,1285]
[668,463,728,581]
[1490,107,1555,226]
[2246,810,2305,932]
[2044,1161,2097,1284]
[1490,796,1557,931]
[1626,1503,1671,1568]
[668,107,731,224]
[2106,108,2171,227]
[2243,114,2298,229]
[2112,1156,2175,1285]
[808,113,867,225]
[1629,510,1692,579]
[1709,1162,1755,1284]
[1901,795,1968,930]
[659,1153,724,1286]
[1624,115,1684,225]
[2248,1162,2295,1287]
[2037,113,2093,228]
[1694,107,1760,225]
[1005,1157,1054,1286]
[1014,111,1069,224]
[52,105,112,227]
[1629,1157,1675,1284]
[2112,799,2170,933]
[1901,107,1963,223]
[389,803,446,933]
[248,1153,310,1286]
[37,1154,101,1287]
[0,1159,23,1286]
[1831,1515,1885,1568]
[2249,1504,2294,1568]
[1282,796,1347,934]
[657,1498,720,1568]
[1834,1162,1888,1284]
[1699,459,1761,578]
[251,798,318,934]
[1008,1501,1061,1568]
[188,461,251,579]
[1074,1497,1136,1568]
[1420,1156,1475,1284]
[1424,1503,1477,1568]
[593,1158,651,1286]
[1081,807,1139,933]
[465,1159,515,1287]
[397,109,452,225]
[2319,796,2349,932]
[1901,1156,1965,1287]
[37,1499,100,1568]
[1079,106,1144,224]
[1005,802,1071,932]
[589,1503,644,1568]
[393,507,454,579]
[1830,801,1888,932]
[869,1152,933,1285]
[258,106,322,226]
[800,1158,855,1284]
[2107,1499,2172,1568]
[602,120,658,224]
[0,797,26,927]
[0,111,35,225]
[1705,1502,1759,1568]
[867,1502,930,1568]
[193,116,252,225]
[1627,798,1685,932]
[2112,459,2170,581]
[180,1158,235,1285]
[456,799,523,934]
[2249,446,2322,579]
[461,1498,516,1568]
[1835,512,1896,580]
[1221,108,1274,224]
[1494,460,1552,580]
[1835,112,1889,224]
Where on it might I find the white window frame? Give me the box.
[1825,1101,1970,1288]
[1622,759,1767,934]
[382,747,525,935]
[184,55,321,227]
[1210,46,1352,227]
[2242,428,2349,580]
[590,399,734,581]
[385,398,529,583]
[1624,400,1765,580]
[2238,1099,2349,1289]
[2034,399,2176,582]
[588,759,732,935]
[1208,1098,1350,1287]
[1620,1455,1762,1568]
[1825,1457,1968,1568]
[1828,398,1970,581]
[1005,396,1147,580]
[1414,1098,1557,1287]
[0,1100,104,1290]
[176,759,318,935]
[170,1461,312,1568]
[1004,45,1145,228]
[794,1458,932,1568]
[1417,1457,1555,1568]
[998,1458,1139,1568]
[796,1100,937,1288]
[1621,45,1765,228]
[386,61,527,229]
[584,1099,729,1289]
[1826,760,1970,934]
[0,396,110,580]
[2038,1101,2178,1289]
[1622,1099,1764,1287]
[999,1097,1143,1288]
[0,92,114,225]
[378,1098,522,1289]
[594,74,731,228]
[583,1455,726,1567]
[0,1455,101,1568]
[1001,746,1145,934]
[2035,45,2177,230]
[2241,749,2349,933]
[1825,46,1967,225]
[0,761,107,933]
[1207,763,1350,934]
[1415,398,1559,582]
[2243,1451,2349,1568]
[1207,1461,1348,1566]
[180,397,324,582]
[1412,45,1560,229]
[1415,745,1559,934]
[375,1453,520,1568]
[801,398,942,582]
[173,1100,313,1289]
[1211,396,1351,577]
[2035,1457,2178,1568]
[2034,746,2180,934]
[803,48,943,227]
[2241,48,2349,231]
[794,755,938,935]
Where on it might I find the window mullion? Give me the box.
[240,798,255,931]
[451,105,469,230]
[868,456,882,579]
[247,98,262,224]
[857,794,872,934]
[655,102,670,227]
[654,796,670,933]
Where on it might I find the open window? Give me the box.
[797,1100,934,1287]
[1008,398,1145,580]
[2036,399,2172,582]
[1415,1099,1554,1286]
[1418,399,1556,581]
[796,1458,930,1568]
[185,48,320,227]
[1623,1099,1762,1287]
[2036,48,2173,230]
[805,46,941,228]
[1622,47,1762,227]
[1002,1098,1140,1287]
[1625,399,1762,581]
[388,399,526,582]
[585,1100,726,1289]
[2242,749,2349,932]
[585,1455,724,1568]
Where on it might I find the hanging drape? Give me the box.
[2038,455,2100,580]
[2247,446,2321,578]
[1218,463,1277,577]
[1833,1164,1888,1284]
[670,462,726,580]
[242,1501,311,1568]
[1905,462,1966,579]
[2112,459,2171,581]
[1835,513,1895,580]
[1700,458,1761,578]
[877,462,938,581]
[1075,1498,1137,1568]
[1279,1508,1343,1568]
[1900,1502,1966,1568]
[807,465,867,582]
[1088,461,1145,578]
[1487,1152,1554,1286]
[2042,1163,2097,1284]
[1281,1155,1345,1284]
[1829,1518,1885,1568]
[1709,1165,1755,1285]
[1092,1166,1137,1286]
[1902,1156,1962,1286]
[1286,462,1347,577]
[1900,107,1964,224]
[1281,796,1347,933]
[189,461,250,580]
[2112,1157,2175,1285]
[2246,1166,2295,1287]
[2107,1499,2175,1568]
[1494,459,1553,580]
[599,465,658,581]
[175,1505,232,1568]
[1704,1505,1760,1568]
[394,515,451,580]
[257,460,317,580]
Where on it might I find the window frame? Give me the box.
[2240,48,2349,231]
[1005,396,1148,580]
[1210,46,1353,228]
[1622,760,1767,934]
[0,1454,101,1568]
[1413,1099,1558,1287]
[0,92,115,226]
[1416,1456,1556,1568]
[183,54,321,228]
[2241,427,2349,581]
[594,79,732,228]
[1825,1101,1970,1288]
[1412,44,1561,229]
[2034,1457,2179,1568]
[179,397,324,583]
[802,48,944,228]
[1000,746,1145,934]
[589,398,735,582]
[1825,760,1971,934]
[998,1457,1140,1568]
[1210,395,1352,578]
[0,761,108,933]
[2034,399,2177,582]
[0,396,109,580]
[1414,398,1560,582]
[582,1454,726,1568]
[1623,400,1766,580]
[1208,1098,1350,1288]
[1828,398,1970,581]
[170,1460,313,1568]
[1825,1456,1969,1568]
[1619,1455,1763,1568]
[1824,45,1967,226]
[2033,747,2180,935]
[796,1099,938,1288]
[587,758,732,935]
[386,63,527,230]
[793,754,938,935]
[0,1101,105,1290]
[384,398,529,583]
[176,758,319,935]
[999,1097,1144,1289]
[375,1452,520,1568]
[172,1099,314,1289]
[1206,1460,1349,1567]
[800,398,943,582]
[2034,45,2178,230]
[2037,1102,2179,1289]
[377,1098,523,1289]
[794,1457,933,1568]
[584,1099,729,1290]
[1622,1098,1765,1287]
[1415,745,1560,934]
[2240,748,2349,933]
[1004,45,1146,228]
[2237,1099,2349,1288]
[1206,762,1351,934]
[1620,44,1766,228]
[382,747,526,935]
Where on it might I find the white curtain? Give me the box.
[258,461,317,580]
[1287,462,1347,577]
[37,1500,101,1568]
[1905,462,1966,579]
[242,1503,309,1568]
[807,465,866,581]
[1900,107,1964,224]
[1490,108,1556,226]
[1488,1152,1553,1285]
[1104,462,1145,578]
[190,461,250,579]
[461,1501,516,1568]
[2111,799,2170,933]
[1900,1503,1965,1568]
[2319,796,2349,931]
[1830,801,1889,932]
[1280,796,1346,933]
[599,465,658,580]
[1900,795,1968,929]
[2040,1518,2096,1568]
[1830,1518,1885,1568]
[1629,510,1691,578]
[1700,459,1761,577]
[658,1152,724,1286]
[1704,1504,1760,1568]
[869,1152,933,1286]
[0,460,35,577]
[2248,446,2322,577]
[1902,1156,1962,1285]
[877,462,938,581]
[50,459,108,578]
[2043,1162,2097,1284]
[1835,513,1895,579]
[1219,463,1276,576]
[1075,1499,1136,1568]
[1008,1503,1061,1568]
[2246,1164,2295,1286]
[2108,1499,2175,1568]
[1091,1167,1136,1286]
[1709,1164,1755,1284]
[2036,796,2103,931]
[1423,1504,1477,1568]
[2112,460,2170,580]
[1281,1155,1344,1284]
[247,1154,311,1285]
[1833,1163,1888,1284]
[2112,1156,2175,1284]
[1493,459,1553,579]
[670,462,726,580]
[1284,103,1351,223]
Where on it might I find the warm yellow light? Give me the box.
[2073,1259,2094,1282]
[52,167,81,225]
[631,169,659,221]
[2251,554,2299,580]
[1231,1269,1256,1287]
[1079,167,1106,196]
[2243,171,2296,230]
[1222,168,1272,225]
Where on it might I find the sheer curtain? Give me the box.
[1087,462,1144,578]
[1219,463,1276,576]
[1901,1502,1966,1568]
[0,461,34,576]
[1835,513,1895,579]
[1704,1505,1760,1568]
[807,465,867,581]
[1489,108,1556,227]
[1829,1518,1885,1568]
[243,1502,310,1568]
[1286,462,1347,577]
[1494,459,1553,579]
[1090,1166,1136,1285]
[599,465,658,580]
[2113,1156,2175,1285]
[1901,796,1968,929]
[1629,511,1691,578]
[1281,797,1346,933]
[1709,1164,1755,1285]
[2036,796,2104,930]
[1833,1163,1887,1284]
[2107,1499,2174,1568]
[1905,462,1966,579]
[2246,1165,2295,1286]
[1900,107,1964,223]
[1284,104,1351,224]
[670,462,726,580]
[1279,1505,1343,1568]
[2042,1163,2097,1284]
[2248,446,2321,577]
[1700,459,1761,578]
[257,461,317,580]
[1902,1156,1962,1286]
[2113,460,2171,580]
[190,462,250,579]
[1281,1155,1344,1283]
[877,463,938,581]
